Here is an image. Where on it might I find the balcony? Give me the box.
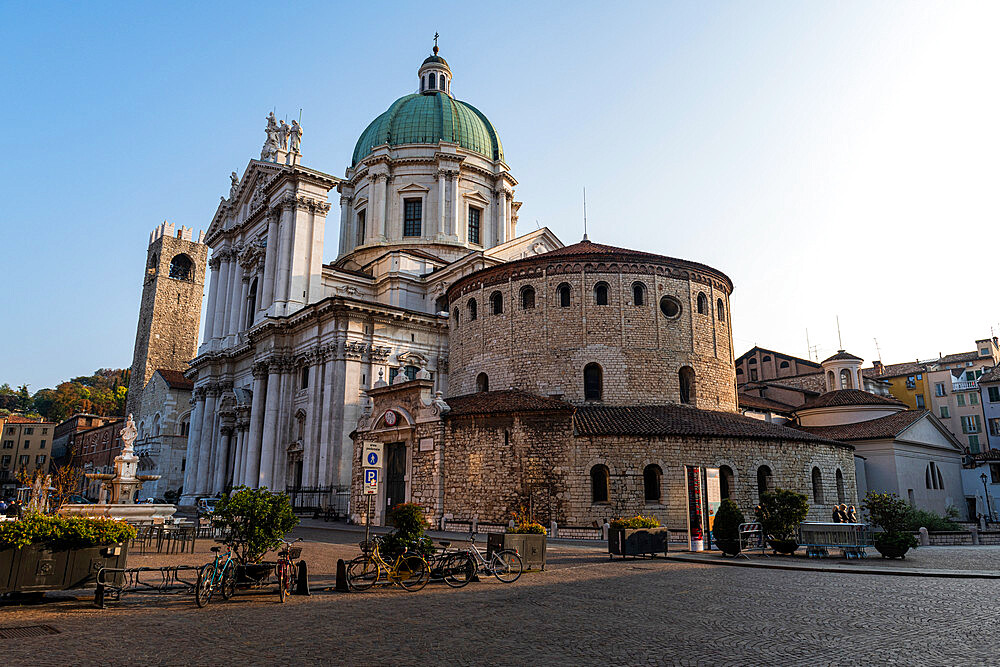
[952,381,979,392]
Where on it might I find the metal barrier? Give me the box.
[738,522,767,558]
[797,522,873,558]
[94,565,200,608]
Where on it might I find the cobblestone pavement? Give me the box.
[3,527,999,666]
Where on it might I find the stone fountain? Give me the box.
[59,414,176,522]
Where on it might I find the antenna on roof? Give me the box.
[836,315,843,350]
[874,337,882,361]
[582,187,588,241]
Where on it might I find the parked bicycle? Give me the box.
[426,540,476,588]
[346,536,430,592]
[276,537,303,603]
[448,532,523,583]
[195,544,237,608]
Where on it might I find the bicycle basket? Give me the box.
[359,540,377,553]
[287,547,302,560]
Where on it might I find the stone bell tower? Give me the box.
[126,222,208,415]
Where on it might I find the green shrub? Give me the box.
[610,515,661,530]
[862,492,910,534]
[0,513,135,551]
[383,502,433,556]
[212,486,298,564]
[755,489,809,541]
[508,521,546,534]
[903,508,960,532]
[713,499,744,544]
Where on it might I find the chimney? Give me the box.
[873,360,884,376]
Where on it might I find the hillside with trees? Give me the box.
[0,369,129,423]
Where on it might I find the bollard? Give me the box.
[295,560,311,595]
[602,522,610,541]
[971,526,980,546]
[472,515,478,534]
[550,520,558,539]
[508,519,516,531]
[919,526,929,546]
[335,558,349,592]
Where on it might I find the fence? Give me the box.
[285,486,349,515]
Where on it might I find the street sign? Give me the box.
[363,467,379,495]
[362,441,384,468]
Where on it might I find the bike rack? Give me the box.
[94,565,201,609]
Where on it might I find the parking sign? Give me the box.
[364,467,379,495]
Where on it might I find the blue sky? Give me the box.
[2,1,998,389]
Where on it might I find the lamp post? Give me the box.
[981,473,993,522]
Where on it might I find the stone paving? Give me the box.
[2,525,999,665]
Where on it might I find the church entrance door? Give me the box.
[385,442,407,514]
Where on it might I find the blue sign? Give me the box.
[364,468,379,485]
[366,452,379,466]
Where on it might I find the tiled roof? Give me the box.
[737,394,796,413]
[573,404,846,445]
[156,369,194,390]
[1,414,49,424]
[862,361,926,379]
[938,351,979,365]
[760,373,827,394]
[979,366,1000,384]
[970,450,1000,462]
[445,390,573,416]
[793,410,928,442]
[822,350,863,363]
[734,346,822,369]
[798,389,905,410]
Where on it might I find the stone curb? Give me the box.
[660,552,1000,579]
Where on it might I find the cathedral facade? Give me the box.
[181,48,560,504]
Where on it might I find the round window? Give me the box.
[659,296,681,319]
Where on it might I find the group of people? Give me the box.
[0,498,20,518]
[832,504,858,523]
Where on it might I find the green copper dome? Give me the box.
[351,92,503,166]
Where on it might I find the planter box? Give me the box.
[0,542,129,595]
[608,527,670,558]
[487,533,547,571]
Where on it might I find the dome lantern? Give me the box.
[418,34,452,97]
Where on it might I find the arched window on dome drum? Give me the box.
[840,369,853,390]
[643,464,662,503]
[679,366,696,405]
[169,254,193,280]
[245,278,258,330]
[717,298,726,322]
[557,283,571,308]
[476,373,489,393]
[632,282,646,306]
[836,469,846,504]
[757,465,773,497]
[720,465,734,499]
[827,370,835,389]
[490,291,503,315]
[779,361,790,369]
[468,298,477,321]
[591,465,610,503]
[356,209,366,246]
[520,285,535,310]
[584,363,602,401]
[594,282,609,306]
[452,307,460,326]
[812,467,824,504]
[421,75,426,92]
[403,199,422,236]
[429,72,437,89]
[697,292,708,314]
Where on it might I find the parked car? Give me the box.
[64,495,93,504]
[196,497,217,515]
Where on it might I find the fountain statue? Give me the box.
[59,414,176,522]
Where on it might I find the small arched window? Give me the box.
[827,370,836,388]
[452,307,460,326]
[594,282,609,306]
[490,291,503,315]
[736,368,744,376]
[643,464,662,502]
[300,366,309,389]
[840,369,853,390]
[152,414,160,437]
[632,282,646,306]
[520,285,535,310]
[697,293,708,314]
[836,469,846,504]
[779,361,790,369]
[169,254,193,280]
[757,465,773,497]
[591,464,610,503]
[717,298,726,322]
[557,283,571,308]
[748,358,757,365]
[812,467,824,504]
[476,373,489,393]
[926,462,944,490]
[429,72,437,89]
[679,366,696,404]
[468,298,478,321]
[762,355,771,362]
[421,75,426,92]
[245,278,258,329]
[584,363,603,401]
[720,465,734,499]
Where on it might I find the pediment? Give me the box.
[463,190,491,205]
[354,196,368,210]
[397,182,430,193]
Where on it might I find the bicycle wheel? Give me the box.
[442,552,475,588]
[278,561,289,603]
[394,552,430,591]
[195,563,215,608]
[346,555,378,591]
[220,561,236,600]
[491,550,523,583]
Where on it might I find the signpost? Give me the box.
[361,442,384,547]
[704,467,721,550]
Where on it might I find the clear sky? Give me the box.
[2,1,998,389]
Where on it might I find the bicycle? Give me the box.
[448,532,523,583]
[194,544,237,608]
[346,536,430,592]
[276,537,303,603]
[426,540,475,588]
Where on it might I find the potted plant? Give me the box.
[608,515,670,558]
[382,503,434,557]
[488,510,547,570]
[712,499,744,557]
[756,489,808,555]
[0,513,134,595]
[212,486,298,582]
[863,491,918,559]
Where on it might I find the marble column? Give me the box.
[225,259,244,336]
[196,386,218,494]
[213,426,233,493]
[451,173,461,243]
[274,198,296,314]
[237,275,251,333]
[230,426,243,489]
[303,359,321,488]
[338,195,351,255]
[260,210,280,310]
[437,170,446,237]
[244,364,267,487]
[317,349,336,487]
[203,259,221,344]
[181,390,205,502]
[271,369,293,490]
[258,363,282,488]
[496,189,508,245]
[212,255,231,340]
[371,174,386,239]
